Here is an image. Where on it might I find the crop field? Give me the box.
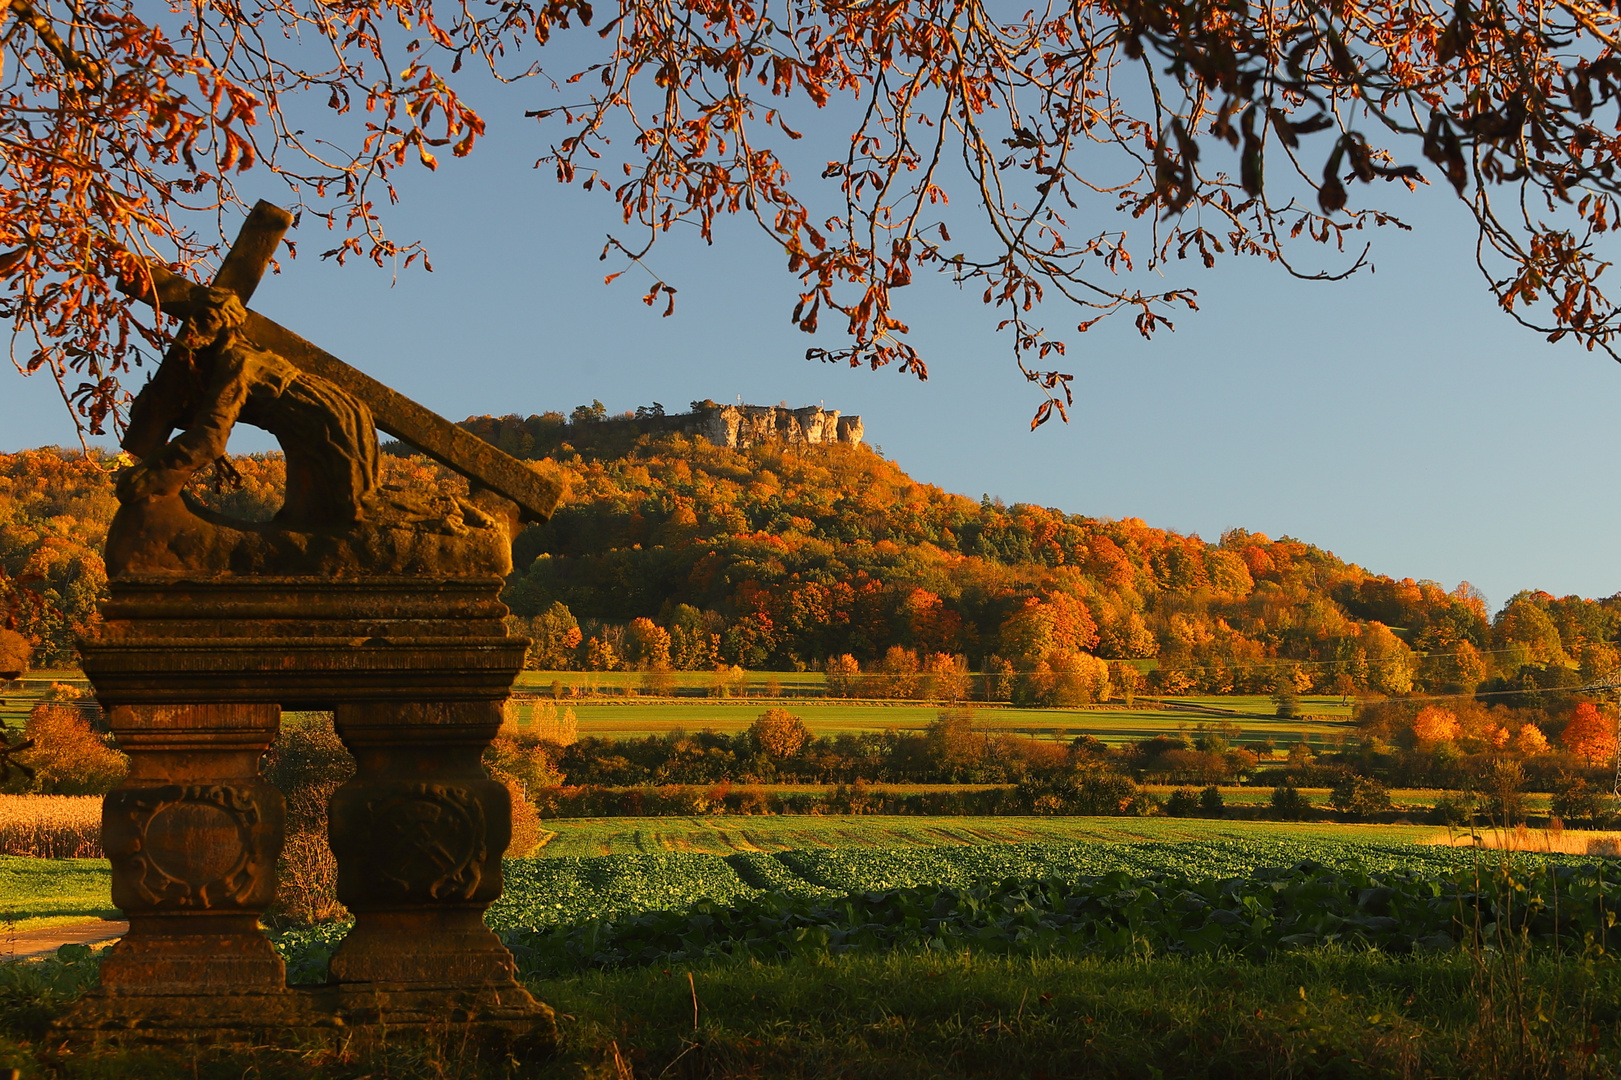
[492,824,1606,931]
[530,815,1441,858]
[5,815,1577,937]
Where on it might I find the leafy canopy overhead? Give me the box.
[3,0,1619,432]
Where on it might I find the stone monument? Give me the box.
[59,202,562,1051]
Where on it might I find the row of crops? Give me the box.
[489,834,1607,928]
[271,835,1621,983]
[498,860,1621,979]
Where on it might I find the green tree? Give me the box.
[526,602,582,670]
[1270,784,1310,821]
[1329,776,1392,819]
[1272,674,1301,718]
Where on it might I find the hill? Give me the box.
[3,405,1618,710]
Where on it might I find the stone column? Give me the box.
[80,703,288,1025]
[326,700,530,1004]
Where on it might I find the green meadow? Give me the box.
[8,670,1358,749]
[518,696,1356,747]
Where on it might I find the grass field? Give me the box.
[522,698,1355,747]
[0,855,118,931]
[5,670,1357,748]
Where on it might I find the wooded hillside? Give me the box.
[4,410,1618,708]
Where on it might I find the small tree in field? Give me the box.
[749,708,810,760]
[1271,784,1310,822]
[824,654,862,699]
[1272,675,1300,719]
[1329,776,1392,820]
[1111,662,1145,708]
[1165,788,1199,818]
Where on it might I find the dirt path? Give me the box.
[2,919,127,960]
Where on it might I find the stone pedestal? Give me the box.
[60,576,554,1051]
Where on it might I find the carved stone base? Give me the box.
[95,916,287,992]
[327,911,518,986]
[55,984,556,1058]
[326,981,558,1056]
[73,575,551,1055]
[54,989,315,1038]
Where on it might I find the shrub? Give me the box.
[17,704,126,795]
[1329,776,1392,819]
[263,713,353,927]
[1270,784,1310,821]
[1199,785,1226,817]
[491,769,544,857]
[1017,769,1143,816]
[486,725,567,792]
[1165,788,1199,817]
[1551,775,1616,826]
[1429,791,1477,827]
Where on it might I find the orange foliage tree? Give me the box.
[1412,705,1461,745]
[1561,702,1619,766]
[8,0,1621,434]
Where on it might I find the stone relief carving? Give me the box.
[103,784,271,909]
[364,783,488,901]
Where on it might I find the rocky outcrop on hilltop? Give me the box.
[694,403,863,449]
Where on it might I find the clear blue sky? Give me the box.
[3,90,1617,616]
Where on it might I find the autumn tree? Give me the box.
[921,652,971,703]
[1562,702,1619,766]
[12,0,1621,436]
[522,602,583,671]
[1494,595,1570,667]
[1110,661,1144,707]
[0,627,29,679]
[624,617,673,670]
[824,653,862,699]
[1413,705,1462,745]
[748,708,810,759]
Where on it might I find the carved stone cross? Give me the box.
[119,200,560,523]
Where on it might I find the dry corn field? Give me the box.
[1426,826,1621,857]
[0,794,102,858]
